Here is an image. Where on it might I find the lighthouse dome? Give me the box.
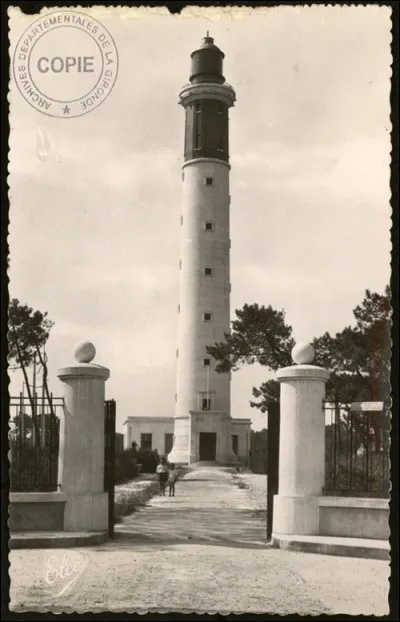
[190,35,225,85]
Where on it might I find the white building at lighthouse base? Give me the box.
[124,414,251,466]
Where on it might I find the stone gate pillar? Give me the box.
[272,343,329,537]
[57,341,110,532]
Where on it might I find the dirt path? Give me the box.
[115,468,267,545]
[9,468,389,615]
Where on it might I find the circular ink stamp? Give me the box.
[12,10,119,118]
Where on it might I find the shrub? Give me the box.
[135,448,159,473]
[114,448,140,484]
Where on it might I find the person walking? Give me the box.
[168,463,178,497]
[156,456,169,496]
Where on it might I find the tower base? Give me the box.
[168,411,242,466]
[167,447,190,465]
[168,415,190,465]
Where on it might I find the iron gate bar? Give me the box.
[366,413,370,491]
[104,399,116,539]
[266,401,280,541]
[349,410,353,490]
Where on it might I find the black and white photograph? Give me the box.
[5,4,394,616]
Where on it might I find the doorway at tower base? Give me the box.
[168,411,245,466]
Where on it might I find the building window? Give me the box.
[165,433,174,454]
[203,358,211,367]
[140,433,152,450]
[204,267,212,276]
[180,215,183,225]
[203,312,212,321]
[205,177,213,186]
[175,392,177,402]
[217,102,224,114]
[179,260,182,269]
[205,221,213,231]
[202,397,211,411]
[232,434,239,455]
[195,104,202,149]
[176,349,179,358]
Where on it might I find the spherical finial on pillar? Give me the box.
[73,341,96,363]
[292,342,315,365]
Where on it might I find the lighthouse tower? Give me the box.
[168,35,238,465]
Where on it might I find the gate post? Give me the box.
[57,342,110,532]
[272,343,329,537]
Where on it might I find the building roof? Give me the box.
[123,416,174,425]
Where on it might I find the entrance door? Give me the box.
[199,432,217,461]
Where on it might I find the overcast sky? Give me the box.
[9,6,391,432]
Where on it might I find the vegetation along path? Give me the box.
[10,469,389,615]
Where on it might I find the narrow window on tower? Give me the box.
[217,129,224,152]
[180,215,183,225]
[203,358,211,367]
[179,260,182,269]
[217,103,224,152]
[204,222,213,231]
[202,398,211,411]
[204,267,212,276]
[194,103,202,150]
[203,312,212,322]
[205,177,214,186]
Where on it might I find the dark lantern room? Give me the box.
[190,33,226,85]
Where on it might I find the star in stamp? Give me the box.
[12,10,119,118]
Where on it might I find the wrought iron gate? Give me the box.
[104,399,116,538]
[266,401,280,541]
[9,394,62,492]
[324,401,390,498]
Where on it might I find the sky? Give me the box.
[8,5,392,433]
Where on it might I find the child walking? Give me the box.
[156,456,169,496]
[168,463,178,497]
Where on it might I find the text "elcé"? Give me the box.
[45,553,86,587]
[37,57,95,73]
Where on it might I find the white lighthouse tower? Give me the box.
[168,35,238,465]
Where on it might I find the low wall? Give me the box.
[319,497,389,540]
[9,492,66,532]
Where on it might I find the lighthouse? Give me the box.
[168,35,239,465]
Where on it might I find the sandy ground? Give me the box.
[9,468,389,615]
